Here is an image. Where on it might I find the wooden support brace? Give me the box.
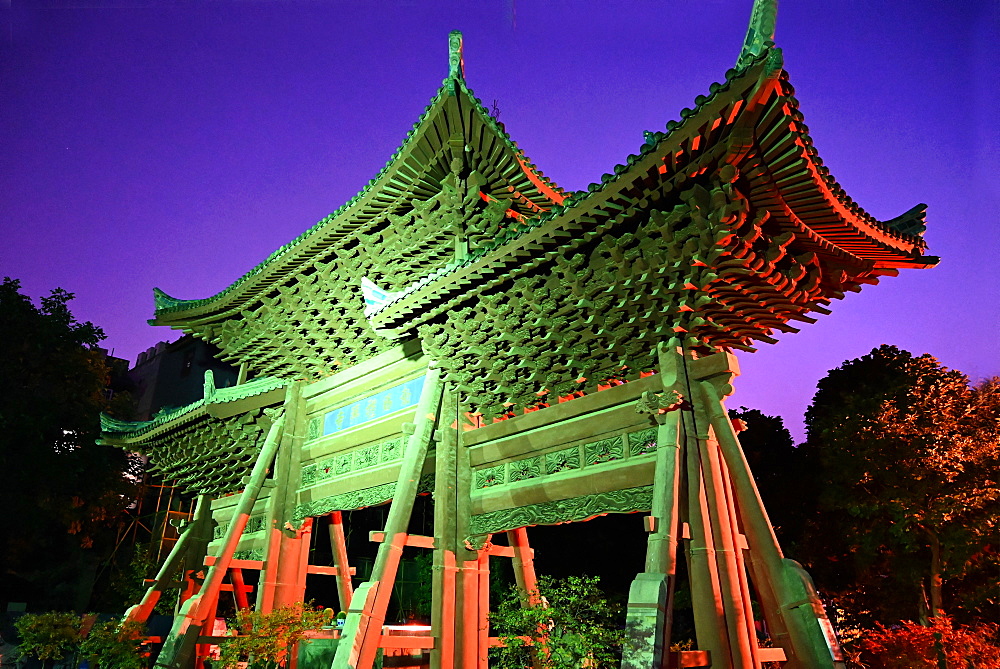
[369,531,436,549]
[697,370,844,668]
[329,510,355,613]
[153,414,286,669]
[125,494,213,627]
[333,367,444,669]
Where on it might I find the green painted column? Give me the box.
[334,365,444,669]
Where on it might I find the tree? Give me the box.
[729,407,813,551]
[800,345,1000,624]
[490,575,624,669]
[0,277,138,610]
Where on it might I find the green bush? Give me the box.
[13,612,82,667]
[79,617,147,669]
[490,575,624,669]
[217,602,330,669]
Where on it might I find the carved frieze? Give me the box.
[468,485,654,536]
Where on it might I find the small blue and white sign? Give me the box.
[322,375,426,437]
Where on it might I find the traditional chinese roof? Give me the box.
[99,374,287,494]
[150,31,566,380]
[136,5,935,419]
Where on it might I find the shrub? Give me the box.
[13,612,82,667]
[490,575,624,669]
[79,617,147,669]
[852,616,1000,669]
[217,602,330,669]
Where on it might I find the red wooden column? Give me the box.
[328,511,355,612]
[507,527,539,605]
[456,536,492,669]
[273,517,314,609]
[258,381,308,614]
[476,547,490,669]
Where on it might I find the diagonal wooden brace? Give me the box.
[124,494,212,627]
[696,358,844,669]
[333,366,444,669]
[153,413,286,669]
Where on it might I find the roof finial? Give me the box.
[448,30,465,80]
[738,0,777,67]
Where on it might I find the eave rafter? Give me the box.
[746,71,932,269]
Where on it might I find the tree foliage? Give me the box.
[800,345,1000,624]
[0,277,138,609]
[850,616,1000,669]
[490,575,624,669]
[217,602,331,668]
[78,617,147,669]
[729,407,812,550]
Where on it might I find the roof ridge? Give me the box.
[99,375,287,440]
[739,0,778,68]
[152,79,452,316]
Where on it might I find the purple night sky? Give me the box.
[3,1,997,441]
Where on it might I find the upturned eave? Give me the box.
[150,72,566,331]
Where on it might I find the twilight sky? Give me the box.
[3,0,997,441]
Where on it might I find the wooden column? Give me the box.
[258,381,308,613]
[333,366,444,669]
[328,510,355,612]
[476,546,490,669]
[695,423,757,668]
[431,389,459,669]
[623,340,686,669]
[454,396,484,669]
[622,408,682,669]
[683,404,731,668]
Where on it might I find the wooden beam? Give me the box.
[379,634,436,649]
[369,531,435,549]
[203,556,263,570]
